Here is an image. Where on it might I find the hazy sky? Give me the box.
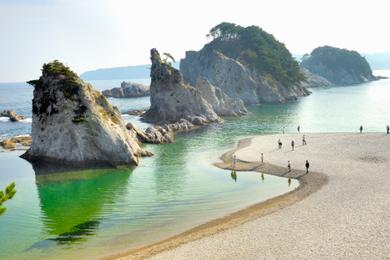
[0,0,389,82]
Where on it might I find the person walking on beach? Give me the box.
[302,135,307,145]
[305,160,310,173]
[387,125,389,135]
[291,140,295,151]
[297,125,300,133]
[360,125,363,133]
[287,160,291,172]
[261,153,264,164]
[278,139,282,149]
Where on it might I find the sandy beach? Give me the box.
[117,132,390,259]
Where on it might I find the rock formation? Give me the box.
[300,68,331,88]
[300,46,377,85]
[102,82,150,98]
[127,123,174,144]
[0,136,31,150]
[0,110,25,122]
[196,77,247,116]
[142,49,221,125]
[22,60,148,167]
[180,23,311,105]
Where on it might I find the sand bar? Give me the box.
[117,133,389,259]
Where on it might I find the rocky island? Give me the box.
[180,23,311,105]
[22,60,149,167]
[142,48,246,129]
[301,46,377,86]
[102,81,150,98]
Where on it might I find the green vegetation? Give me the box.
[205,22,304,86]
[301,46,373,79]
[28,60,80,99]
[42,60,78,81]
[162,53,176,65]
[0,182,16,216]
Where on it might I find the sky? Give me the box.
[0,0,389,82]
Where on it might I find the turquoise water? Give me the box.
[1,71,390,258]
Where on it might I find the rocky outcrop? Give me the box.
[22,60,148,167]
[124,109,146,116]
[0,110,25,122]
[181,50,310,105]
[102,82,150,98]
[301,46,377,85]
[196,77,247,116]
[127,123,174,144]
[142,49,221,125]
[300,68,331,88]
[0,136,32,150]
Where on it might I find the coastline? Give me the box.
[109,135,328,260]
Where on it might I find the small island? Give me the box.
[301,46,378,86]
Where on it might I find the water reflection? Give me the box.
[34,166,132,239]
[150,135,193,196]
[230,170,237,182]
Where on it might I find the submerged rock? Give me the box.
[102,82,150,98]
[301,46,377,85]
[142,49,221,125]
[0,110,25,122]
[22,60,147,167]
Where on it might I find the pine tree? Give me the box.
[0,182,16,216]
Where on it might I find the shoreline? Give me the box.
[109,136,328,260]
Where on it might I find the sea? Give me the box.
[0,71,389,258]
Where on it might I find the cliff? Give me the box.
[22,60,147,167]
[300,46,376,85]
[102,82,150,98]
[180,23,311,105]
[142,49,221,125]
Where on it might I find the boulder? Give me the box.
[0,139,16,150]
[0,110,25,122]
[0,136,32,150]
[22,60,148,167]
[126,123,174,144]
[142,49,221,125]
[102,82,150,98]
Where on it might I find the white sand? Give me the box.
[148,133,390,259]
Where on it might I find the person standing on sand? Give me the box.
[305,160,310,173]
[302,135,307,145]
[261,153,264,164]
[291,140,295,151]
[278,139,282,149]
[387,125,389,134]
[297,125,300,133]
[360,125,363,133]
[288,160,291,172]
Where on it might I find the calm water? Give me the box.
[1,71,390,259]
